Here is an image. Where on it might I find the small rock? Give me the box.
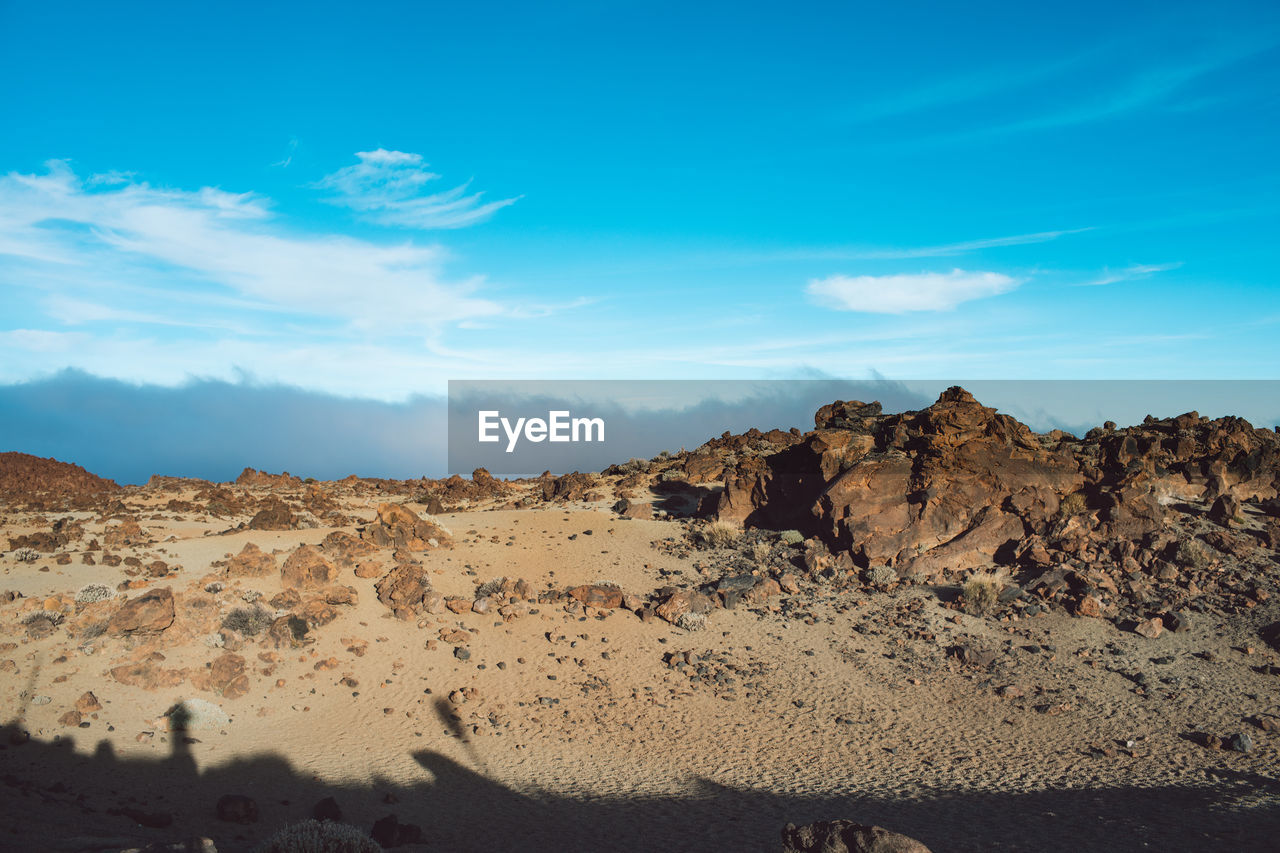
[215,794,259,824]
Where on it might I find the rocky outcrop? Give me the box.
[0,452,120,507]
[712,388,1280,580]
[234,468,302,488]
[280,546,338,590]
[375,562,440,620]
[224,543,276,577]
[361,503,452,551]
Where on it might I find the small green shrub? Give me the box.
[778,530,804,546]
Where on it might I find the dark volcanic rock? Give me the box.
[371,813,422,848]
[215,793,259,824]
[782,819,932,852]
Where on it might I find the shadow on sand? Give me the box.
[1,708,1278,853]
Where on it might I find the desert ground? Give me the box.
[2,389,1279,852]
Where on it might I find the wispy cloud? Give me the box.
[771,228,1092,263]
[316,149,520,229]
[862,33,1279,151]
[806,269,1021,314]
[0,159,503,334]
[1080,261,1183,286]
[272,137,299,168]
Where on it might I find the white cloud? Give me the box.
[0,160,503,332]
[316,149,520,229]
[1081,261,1183,286]
[806,269,1021,313]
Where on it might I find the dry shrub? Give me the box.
[696,521,739,550]
[962,570,1006,615]
[253,819,383,853]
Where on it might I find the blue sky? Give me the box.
[1,1,1278,478]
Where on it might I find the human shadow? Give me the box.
[1,717,1278,853]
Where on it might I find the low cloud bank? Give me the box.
[0,370,447,484]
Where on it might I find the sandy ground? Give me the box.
[1,487,1279,852]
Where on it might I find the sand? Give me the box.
[1,484,1278,852]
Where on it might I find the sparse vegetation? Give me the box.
[21,610,63,626]
[253,819,383,853]
[13,547,38,563]
[695,520,739,549]
[962,570,1006,615]
[1058,491,1088,517]
[749,541,772,564]
[863,565,897,588]
[75,583,114,605]
[658,468,685,482]
[475,577,506,597]
[222,604,274,637]
[616,457,650,475]
[676,611,707,631]
[778,530,804,546]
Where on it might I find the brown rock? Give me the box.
[248,499,296,530]
[110,660,185,689]
[655,589,714,627]
[1134,617,1164,639]
[107,587,175,636]
[75,691,102,714]
[280,545,338,590]
[362,503,452,551]
[567,584,624,609]
[59,709,82,727]
[1208,493,1242,528]
[354,561,383,579]
[375,563,436,619]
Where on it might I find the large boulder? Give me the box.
[280,545,338,590]
[107,587,175,636]
[224,543,276,577]
[375,563,439,619]
[362,503,452,551]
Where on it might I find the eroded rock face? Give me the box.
[541,471,597,502]
[234,467,302,488]
[248,499,296,531]
[361,503,452,551]
[107,587,175,636]
[224,543,276,577]
[280,546,338,590]
[781,820,932,853]
[375,562,438,619]
[708,387,1280,598]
